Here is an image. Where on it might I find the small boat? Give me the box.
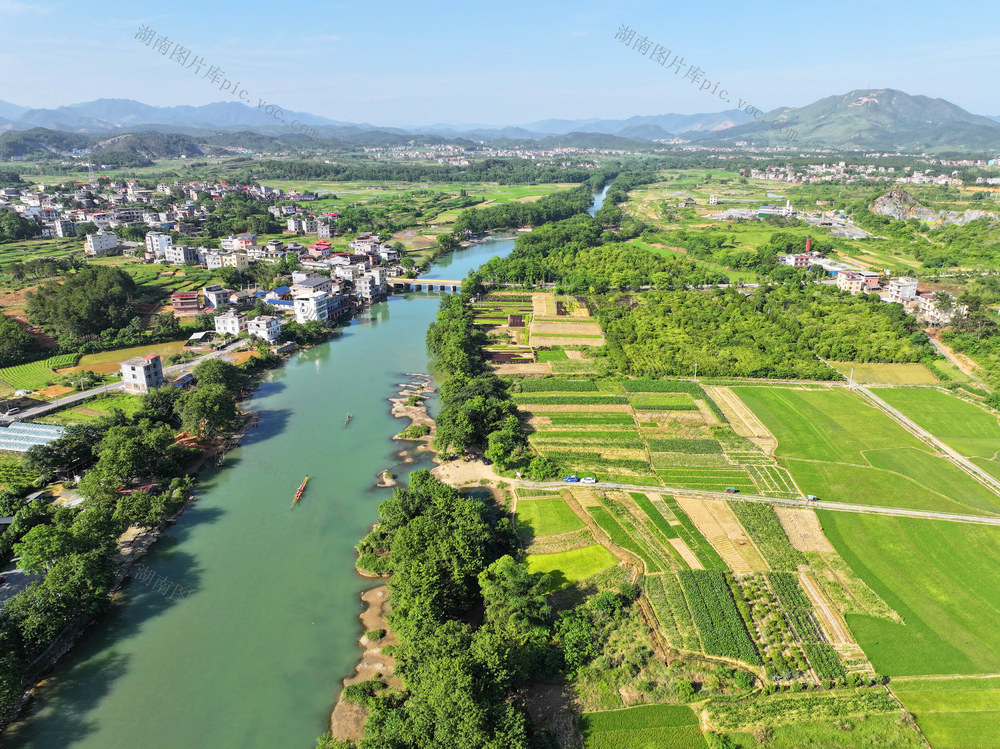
[345,412,352,425]
[291,475,308,507]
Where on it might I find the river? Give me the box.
[5,184,608,748]
[4,236,518,749]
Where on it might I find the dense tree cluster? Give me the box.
[0,314,34,368]
[25,266,139,340]
[451,185,596,235]
[599,285,931,380]
[0,211,41,242]
[473,215,725,292]
[425,295,528,468]
[350,471,633,749]
[252,158,599,185]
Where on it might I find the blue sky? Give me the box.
[2,0,998,125]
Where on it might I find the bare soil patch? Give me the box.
[773,506,834,553]
[491,362,552,376]
[675,497,767,574]
[669,537,703,569]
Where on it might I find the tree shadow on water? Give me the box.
[2,649,131,747]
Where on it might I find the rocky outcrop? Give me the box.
[872,189,997,225]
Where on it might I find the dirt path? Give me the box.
[928,332,988,387]
[799,572,851,645]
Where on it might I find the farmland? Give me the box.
[893,676,1000,749]
[580,704,706,749]
[0,454,37,490]
[827,361,940,385]
[525,543,617,593]
[515,374,801,493]
[733,385,1000,515]
[820,511,1000,676]
[58,340,189,375]
[0,353,80,391]
[876,386,1000,477]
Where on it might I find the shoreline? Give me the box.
[0,344,297,731]
[328,373,438,741]
[328,370,508,742]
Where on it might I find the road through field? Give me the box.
[513,480,1000,527]
[853,383,1000,496]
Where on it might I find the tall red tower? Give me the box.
[806,236,812,253]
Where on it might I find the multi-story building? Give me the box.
[291,276,333,297]
[780,253,811,268]
[293,292,331,324]
[171,291,201,314]
[919,293,969,326]
[836,271,865,295]
[222,252,249,269]
[164,244,199,264]
[214,310,247,336]
[120,354,165,394]
[145,231,173,258]
[220,233,256,252]
[887,277,918,304]
[203,285,234,309]
[53,219,77,237]
[247,315,282,343]
[84,230,118,256]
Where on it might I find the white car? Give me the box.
[581,477,597,484]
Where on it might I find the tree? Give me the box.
[176,384,239,440]
[12,524,78,572]
[25,266,139,339]
[0,315,34,368]
[192,358,246,391]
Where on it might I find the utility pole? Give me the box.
[693,363,698,381]
[849,367,854,388]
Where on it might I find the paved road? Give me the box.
[513,480,1000,527]
[0,342,243,424]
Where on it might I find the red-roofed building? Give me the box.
[171,291,201,314]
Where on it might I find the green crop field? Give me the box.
[828,361,940,385]
[732,387,921,464]
[821,512,1000,676]
[516,496,585,538]
[734,386,1000,515]
[580,704,705,749]
[526,544,618,592]
[0,354,81,390]
[0,454,38,489]
[877,387,1000,476]
[893,676,1000,749]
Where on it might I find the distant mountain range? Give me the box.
[692,90,1000,151]
[1,90,999,154]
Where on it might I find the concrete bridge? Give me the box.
[389,277,462,293]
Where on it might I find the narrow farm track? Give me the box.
[853,383,1000,497]
[513,480,1000,527]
